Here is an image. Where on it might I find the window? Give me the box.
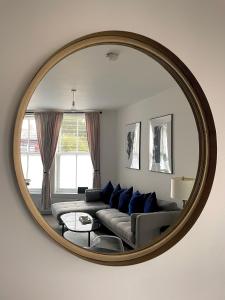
[20,115,43,191]
[55,113,93,193]
[20,113,93,194]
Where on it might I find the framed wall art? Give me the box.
[149,114,173,174]
[125,122,141,169]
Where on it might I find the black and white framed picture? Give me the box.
[149,114,173,174]
[125,122,141,169]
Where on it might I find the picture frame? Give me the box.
[125,122,141,170]
[149,114,173,174]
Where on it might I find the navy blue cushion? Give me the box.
[143,192,160,213]
[109,184,124,208]
[128,191,146,215]
[143,192,151,200]
[100,181,114,204]
[118,187,133,213]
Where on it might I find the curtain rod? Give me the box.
[26,110,102,114]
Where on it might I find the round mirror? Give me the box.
[13,31,216,265]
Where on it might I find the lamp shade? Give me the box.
[170,177,195,200]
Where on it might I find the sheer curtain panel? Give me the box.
[35,112,63,210]
[85,112,101,188]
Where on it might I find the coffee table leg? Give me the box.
[88,232,90,247]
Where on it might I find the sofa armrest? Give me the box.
[131,211,180,249]
[85,189,101,202]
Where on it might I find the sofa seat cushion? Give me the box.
[96,209,134,245]
[114,222,133,244]
[51,201,109,222]
[96,208,128,224]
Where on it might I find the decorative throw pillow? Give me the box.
[109,184,124,208]
[128,191,145,215]
[143,192,160,213]
[118,187,133,213]
[143,192,152,200]
[100,181,114,204]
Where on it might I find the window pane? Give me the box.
[28,155,43,189]
[21,118,28,139]
[58,114,89,153]
[77,116,88,152]
[77,154,93,188]
[56,114,93,192]
[29,119,39,153]
[21,154,28,178]
[29,139,40,153]
[59,154,76,189]
[21,119,28,152]
[20,117,39,153]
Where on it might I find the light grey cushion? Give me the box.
[158,200,179,211]
[96,209,134,246]
[51,200,109,222]
[96,209,129,225]
[85,189,101,202]
[114,222,133,244]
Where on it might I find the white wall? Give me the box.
[116,86,198,205]
[0,1,225,300]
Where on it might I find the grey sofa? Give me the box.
[51,189,108,224]
[96,201,180,249]
[51,189,180,249]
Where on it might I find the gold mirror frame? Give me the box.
[13,31,217,265]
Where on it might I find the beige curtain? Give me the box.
[85,112,101,188]
[35,112,63,210]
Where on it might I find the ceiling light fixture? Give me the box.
[71,89,77,111]
[106,51,119,61]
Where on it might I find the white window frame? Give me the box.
[54,113,93,194]
[55,152,91,194]
[21,115,42,193]
[21,113,92,195]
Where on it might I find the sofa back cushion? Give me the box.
[109,184,125,208]
[157,199,179,211]
[118,187,133,213]
[128,191,145,215]
[85,189,101,202]
[100,181,114,204]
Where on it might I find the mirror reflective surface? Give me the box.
[20,44,199,253]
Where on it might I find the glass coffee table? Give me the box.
[60,212,100,247]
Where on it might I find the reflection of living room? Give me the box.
[20,44,199,252]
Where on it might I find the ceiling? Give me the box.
[28,44,177,111]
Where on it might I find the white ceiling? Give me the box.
[28,44,177,111]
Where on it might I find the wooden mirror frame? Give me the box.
[13,31,217,265]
